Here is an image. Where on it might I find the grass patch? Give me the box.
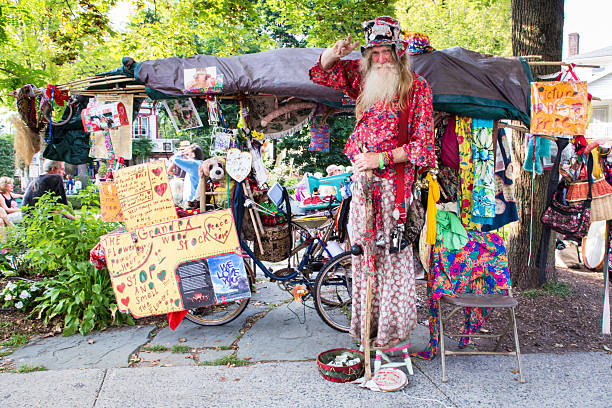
[522,281,574,299]
[142,345,169,352]
[0,350,12,357]
[216,345,233,351]
[171,344,190,354]
[0,321,14,328]
[1,334,29,349]
[198,353,252,367]
[15,364,47,373]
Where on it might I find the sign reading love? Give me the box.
[226,148,252,182]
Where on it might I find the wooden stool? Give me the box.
[374,343,414,376]
[438,293,525,383]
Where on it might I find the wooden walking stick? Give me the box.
[360,143,376,382]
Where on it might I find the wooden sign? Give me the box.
[100,209,250,318]
[530,81,588,135]
[114,161,178,231]
[226,148,252,182]
[99,181,123,222]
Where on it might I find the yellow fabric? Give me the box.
[593,149,602,179]
[456,116,481,231]
[426,172,440,245]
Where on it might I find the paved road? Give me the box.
[0,279,610,407]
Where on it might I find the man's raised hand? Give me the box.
[332,35,360,58]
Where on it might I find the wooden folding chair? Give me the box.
[438,292,525,383]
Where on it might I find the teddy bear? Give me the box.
[198,157,234,210]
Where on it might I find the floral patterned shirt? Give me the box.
[309,57,435,201]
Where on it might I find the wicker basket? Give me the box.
[254,223,291,263]
[317,348,364,383]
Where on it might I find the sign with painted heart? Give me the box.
[114,161,178,231]
[100,209,250,318]
[225,148,252,182]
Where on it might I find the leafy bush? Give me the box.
[32,260,134,336]
[0,188,130,335]
[0,134,15,178]
[66,195,82,210]
[1,279,43,311]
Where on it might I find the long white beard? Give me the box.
[360,63,400,109]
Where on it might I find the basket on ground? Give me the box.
[316,348,364,383]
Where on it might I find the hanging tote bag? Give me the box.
[540,154,593,243]
[566,153,612,221]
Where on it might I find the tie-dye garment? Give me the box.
[471,119,495,224]
[415,230,511,360]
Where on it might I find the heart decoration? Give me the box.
[154,183,168,197]
[174,299,180,306]
[157,270,166,281]
[152,167,162,177]
[226,148,252,182]
[116,282,126,293]
[205,213,233,244]
[121,297,130,307]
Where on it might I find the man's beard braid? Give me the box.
[360,63,400,109]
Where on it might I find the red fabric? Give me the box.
[167,310,189,330]
[45,85,70,106]
[440,116,459,169]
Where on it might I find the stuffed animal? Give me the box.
[199,157,234,209]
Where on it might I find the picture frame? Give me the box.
[163,98,203,132]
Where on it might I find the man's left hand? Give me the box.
[354,152,380,172]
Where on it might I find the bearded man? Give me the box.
[310,16,435,348]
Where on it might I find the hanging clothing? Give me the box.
[456,116,480,230]
[482,128,519,231]
[415,230,511,360]
[310,57,435,347]
[471,119,495,225]
[523,134,551,175]
[436,210,468,250]
[174,155,203,202]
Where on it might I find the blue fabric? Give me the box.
[482,129,519,231]
[471,118,495,225]
[523,134,551,175]
[174,156,203,201]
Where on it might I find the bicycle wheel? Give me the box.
[185,263,252,326]
[314,252,352,332]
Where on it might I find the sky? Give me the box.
[563,0,612,57]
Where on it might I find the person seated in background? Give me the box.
[0,177,23,225]
[22,160,76,220]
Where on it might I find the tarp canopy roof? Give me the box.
[123,46,532,126]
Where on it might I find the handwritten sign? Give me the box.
[100,209,250,318]
[226,148,252,182]
[114,161,178,231]
[99,181,123,222]
[530,81,588,135]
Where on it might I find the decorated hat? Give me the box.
[404,32,435,55]
[361,16,403,55]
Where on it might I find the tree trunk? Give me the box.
[508,0,564,289]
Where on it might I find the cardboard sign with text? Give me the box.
[114,161,178,231]
[530,81,588,135]
[100,209,250,318]
[99,181,124,222]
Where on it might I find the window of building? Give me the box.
[592,107,608,123]
[133,117,149,138]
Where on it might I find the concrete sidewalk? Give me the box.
[0,279,610,407]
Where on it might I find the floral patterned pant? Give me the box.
[348,173,417,348]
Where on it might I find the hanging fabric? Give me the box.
[456,116,481,230]
[308,110,332,153]
[471,119,496,225]
[482,128,519,232]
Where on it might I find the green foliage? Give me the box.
[1,279,43,311]
[1,333,29,349]
[276,115,353,174]
[14,364,47,373]
[132,138,153,161]
[171,344,190,353]
[0,133,14,178]
[522,281,574,299]
[396,0,512,56]
[142,345,169,352]
[198,353,252,366]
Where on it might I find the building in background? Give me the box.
[133,100,178,160]
[566,33,612,139]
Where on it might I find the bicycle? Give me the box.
[186,181,354,332]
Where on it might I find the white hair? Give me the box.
[43,160,61,173]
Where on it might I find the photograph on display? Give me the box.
[163,98,203,132]
[184,67,224,94]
